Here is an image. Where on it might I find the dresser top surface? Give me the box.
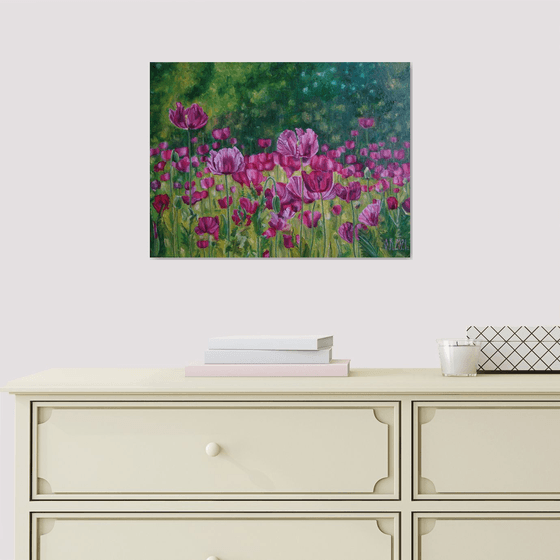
[3,368,560,395]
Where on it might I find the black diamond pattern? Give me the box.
[466,326,560,373]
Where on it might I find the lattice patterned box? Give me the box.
[466,326,560,372]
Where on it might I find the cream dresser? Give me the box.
[3,368,560,559]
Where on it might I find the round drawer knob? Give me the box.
[205,442,221,457]
[207,557,219,560]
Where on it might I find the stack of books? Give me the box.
[185,335,350,377]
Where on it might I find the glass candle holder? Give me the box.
[437,339,482,377]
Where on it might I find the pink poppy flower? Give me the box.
[216,183,224,192]
[182,190,208,206]
[277,128,319,164]
[390,136,398,143]
[169,102,208,130]
[196,172,203,178]
[263,250,270,258]
[150,147,160,157]
[394,149,405,160]
[404,141,410,149]
[359,201,381,227]
[194,216,220,240]
[302,170,334,194]
[336,181,362,203]
[240,197,258,215]
[247,168,265,188]
[309,155,335,172]
[232,210,251,227]
[327,149,340,159]
[207,147,245,175]
[351,130,359,137]
[381,149,392,159]
[201,177,215,190]
[232,171,250,188]
[338,145,346,153]
[160,173,170,181]
[172,157,190,173]
[212,142,220,149]
[375,179,391,193]
[154,161,166,172]
[152,194,170,214]
[150,180,161,191]
[393,188,401,193]
[173,181,183,189]
[360,148,368,157]
[321,144,329,152]
[197,240,209,249]
[191,136,198,144]
[161,149,173,161]
[301,210,321,229]
[340,166,356,179]
[345,155,357,165]
[338,222,360,243]
[402,198,411,213]
[369,143,378,151]
[332,204,342,216]
[358,117,375,129]
[387,197,399,210]
[218,196,233,208]
[258,138,272,149]
[159,142,168,149]
[229,138,237,146]
[345,140,355,150]
[393,176,404,187]
[212,128,228,140]
[176,147,189,157]
[283,234,294,249]
[197,144,210,155]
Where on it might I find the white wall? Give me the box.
[1,1,559,557]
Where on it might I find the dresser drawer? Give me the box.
[416,513,560,560]
[34,513,398,560]
[33,401,398,499]
[414,402,560,499]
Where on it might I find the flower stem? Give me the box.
[351,202,357,258]
[300,158,304,254]
[309,201,316,257]
[321,194,327,258]
[225,174,230,256]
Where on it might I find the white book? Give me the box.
[205,347,332,364]
[208,335,334,351]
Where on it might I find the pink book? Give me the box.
[185,359,350,377]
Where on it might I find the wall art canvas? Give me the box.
[150,62,410,258]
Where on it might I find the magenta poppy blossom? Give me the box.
[404,141,410,149]
[309,155,335,172]
[196,240,209,249]
[281,234,293,249]
[207,147,245,175]
[240,198,258,215]
[277,128,319,164]
[211,142,219,150]
[345,140,355,150]
[232,171,250,188]
[195,216,220,240]
[387,197,399,210]
[338,145,346,153]
[152,194,170,214]
[173,181,183,189]
[218,196,233,208]
[390,136,398,143]
[263,213,289,238]
[201,177,215,190]
[212,128,230,140]
[190,156,200,168]
[327,149,340,159]
[191,137,198,144]
[378,142,385,147]
[258,138,272,149]
[338,222,359,243]
[160,173,170,181]
[393,176,404,187]
[150,180,161,191]
[301,210,321,229]
[172,157,190,173]
[321,144,329,152]
[359,148,368,157]
[345,155,357,165]
[336,182,362,203]
[332,204,342,216]
[380,149,392,159]
[182,190,208,206]
[197,144,210,155]
[358,117,375,129]
[159,142,168,149]
[154,161,166,173]
[247,168,265,188]
[375,179,391,193]
[359,201,381,227]
[229,138,237,145]
[263,249,270,258]
[340,166,356,179]
[393,187,400,193]
[232,210,251,227]
[394,149,405,160]
[176,147,189,157]
[161,149,173,161]
[402,198,411,213]
[150,147,160,157]
[302,170,334,194]
[351,130,359,137]
[169,102,208,130]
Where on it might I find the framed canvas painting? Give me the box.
[150,62,410,258]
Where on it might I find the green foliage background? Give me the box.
[150,62,410,150]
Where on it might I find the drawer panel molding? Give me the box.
[33,401,399,500]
